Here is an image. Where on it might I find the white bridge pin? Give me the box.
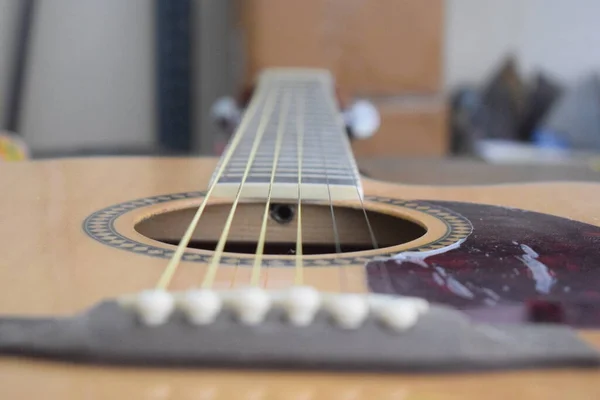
[324,294,369,329]
[133,290,175,326]
[406,297,429,314]
[178,290,222,325]
[228,287,272,325]
[369,294,429,315]
[122,286,428,331]
[279,286,322,326]
[376,299,420,332]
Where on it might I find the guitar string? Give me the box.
[320,85,380,253]
[312,87,345,291]
[201,86,279,289]
[154,83,270,290]
[250,92,291,286]
[155,74,378,293]
[294,90,305,285]
[318,84,381,292]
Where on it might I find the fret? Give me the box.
[216,177,357,187]
[210,68,362,201]
[221,173,353,180]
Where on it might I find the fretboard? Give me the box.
[210,69,362,201]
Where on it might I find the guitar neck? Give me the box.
[210,68,362,201]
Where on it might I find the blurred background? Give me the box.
[1,0,599,181]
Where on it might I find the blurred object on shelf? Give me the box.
[0,132,29,161]
[478,57,527,141]
[450,58,527,156]
[449,86,479,155]
[536,74,600,152]
[450,55,600,164]
[518,74,564,142]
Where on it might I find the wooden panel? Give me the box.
[239,0,444,94]
[352,98,448,157]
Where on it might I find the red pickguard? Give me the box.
[367,201,600,327]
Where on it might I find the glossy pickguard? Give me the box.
[368,201,600,328]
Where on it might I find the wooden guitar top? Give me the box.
[1,157,600,399]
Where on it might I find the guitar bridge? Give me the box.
[0,288,598,372]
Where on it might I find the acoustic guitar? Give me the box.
[1,68,600,399]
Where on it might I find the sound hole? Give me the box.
[135,203,426,255]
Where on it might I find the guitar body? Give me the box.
[1,156,600,399]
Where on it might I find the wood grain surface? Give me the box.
[1,156,599,399]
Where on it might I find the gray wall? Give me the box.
[20,0,156,154]
[0,0,19,128]
[446,0,600,88]
[195,0,238,154]
[0,0,236,155]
